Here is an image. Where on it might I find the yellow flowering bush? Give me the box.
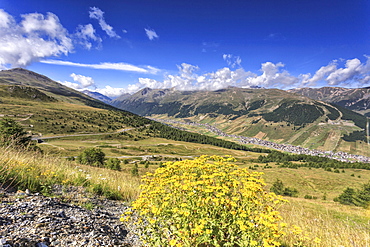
[121,155,288,246]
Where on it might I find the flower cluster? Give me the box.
[122,155,288,246]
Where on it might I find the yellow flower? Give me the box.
[313,237,321,244]
[127,155,287,246]
[250,240,258,246]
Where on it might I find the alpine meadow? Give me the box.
[1,1,370,246]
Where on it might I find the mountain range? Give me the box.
[288,87,370,116]
[1,68,369,156]
[112,86,370,156]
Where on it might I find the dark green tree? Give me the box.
[131,163,139,176]
[0,117,37,150]
[105,158,121,171]
[77,147,105,167]
[356,182,370,208]
[334,187,357,205]
[270,179,285,195]
[270,179,299,197]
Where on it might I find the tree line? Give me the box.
[257,151,370,170]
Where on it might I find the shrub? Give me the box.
[270,179,299,197]
[0,117,39,151]
[122,155,288,247]
[270,179,285,196]
[335,182,370,208]
[76,147,105,167]
[283,187,299,197]
[131,163,139,176]
[105,158,121,171]
[334,187,357,205]
[304,195,318,200]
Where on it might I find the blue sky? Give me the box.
[0,0,369,97]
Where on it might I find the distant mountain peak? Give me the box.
[81,90,112,104]
[5,68,52,82]
[141,87,153,95]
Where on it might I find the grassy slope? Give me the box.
[1,147,369,246]
[158,113,370,156]
[118,87,369,156]
[0,70,369,245]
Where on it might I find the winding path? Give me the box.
[31,128,133,141]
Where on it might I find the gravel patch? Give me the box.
[0,185,142,247]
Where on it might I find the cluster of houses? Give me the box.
[153,118,370,163]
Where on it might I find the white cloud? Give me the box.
[60,57,370,98]
[326,58,363,85]
[0,9,73,68]
[201,42,219,52]
[298,56,370,87]
[70,73,95,88]
[59,73,96,90]
[75,24,102,50]
[123,62,297,94]
[94,86,128,98]
[223,54,242,68]
[245,62,298,88]
[40,59,160,74]
[89,7,120,39]
[58,80,81,90]
[264,33,286,41]
[300,61,338,86]
[145,28,159,40]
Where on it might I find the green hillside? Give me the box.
[0,69,269,155]
[113,87,370,156]
[289,86,370,116]
[1,69,370,247]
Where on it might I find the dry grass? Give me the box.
[280,198,370,247]
[1,148,370,246]
[0,147,143,201]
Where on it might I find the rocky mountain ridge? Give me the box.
[289,87,370,116]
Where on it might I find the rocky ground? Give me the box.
[0,185,141,247]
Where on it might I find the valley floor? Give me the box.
[151,118,370,163]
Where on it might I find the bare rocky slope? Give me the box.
[289,87,370,116]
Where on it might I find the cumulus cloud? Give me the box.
[89,7,120,38]
[0,9,73,68]
[326,58,363,85]
[59,73,95,90]
[244,62,298,88]
[121,57,370,95]
[40,59,160,74]
[299,56,370,87]
[121,62,297,94]
[59,77,127,98]
[59,56,370,97]
[58,80,81,90]
[223,54,242,68]
[75,24,102,49]
[70,73,95,88]
[300,61,338,86]
[144,28,159,40]
[94,86,128,98]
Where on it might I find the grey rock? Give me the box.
[0,185,141,246]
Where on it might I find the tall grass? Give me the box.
[0,147,142,201]
[1,148,369,246]
[280,198,370,247]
